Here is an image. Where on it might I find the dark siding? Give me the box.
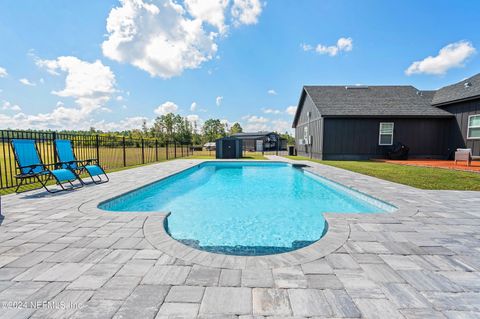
[322,118,452,160]
[294,94,324,159]
[439,98,480,156]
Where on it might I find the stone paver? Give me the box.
[200,287,252,315]
[165,285,205,303]
[288,288,332,317]
[0,158,479,318]
[252,288,292,316]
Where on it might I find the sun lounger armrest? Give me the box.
[18,163,47,172]
[83,158,99,165]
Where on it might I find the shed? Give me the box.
[216,137,243,159]
[231,132,287,152]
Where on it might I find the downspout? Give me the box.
[307,111,312,159]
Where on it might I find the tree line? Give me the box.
[5,112,294,145]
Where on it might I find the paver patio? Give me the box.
[0,156,479,318]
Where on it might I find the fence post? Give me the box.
[96,135,100,162]
[276,139,279,156]
[123,136,126,167]
[174,141,177,158]
[166,142,169,160]
[141,138,145,164]
[181,144,184,157]
[52,131,57,162]
[155,139,159,162]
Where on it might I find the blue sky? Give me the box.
[0,0,479,133]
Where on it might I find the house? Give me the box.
[292,73,480,160]
[231,132,287,152]
[431,74,480,155]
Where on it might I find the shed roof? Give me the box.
[432,73,480,106]
[231,132,276,139]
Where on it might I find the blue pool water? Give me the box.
[100,162,394,255]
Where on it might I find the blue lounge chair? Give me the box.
[54,139,109,184]
[11,139,83,193]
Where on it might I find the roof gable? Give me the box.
[432,73,480,106]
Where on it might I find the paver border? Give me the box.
[72,158,420,269]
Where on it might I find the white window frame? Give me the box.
[467,114,480,140]
[378,122,394,146]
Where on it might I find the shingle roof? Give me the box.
[432,73,480,106]
[231,132,275,139]
[303,85,453,118]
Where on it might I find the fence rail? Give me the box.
[0,130,191,192]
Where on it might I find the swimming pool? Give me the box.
[100,161,395,255]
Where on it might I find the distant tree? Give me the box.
[191,121,202,145]
[152,113,178,142]
[230,122,243,134]
[280,132,295,145]
[175,117,193,144]
[202,119,226,143]
[141,119,148,135]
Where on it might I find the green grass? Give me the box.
[284,156,480,191]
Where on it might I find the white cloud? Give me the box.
[216,96,223,106]
[337,37,353,51]
[405,41,476,76]
[285,105,297,115]
[116,95,124,101]
[186,114,200,122]
[37,56,116,101]
[315,37,353,56]
[102,0,263,78]
[190,101,197,111]
[267,89,277,95]
[271,119,291,133]
[185,0,229,33]
[241,116,292,133]
[0,56,120,130]
[2,101,22,112]
[263,108,281,114]
[303,37,353,56]
[0,67,7,77]
[231,0,262,26]
[94,116,151,131]
[301,43,313,52]
[102,0,218,79]
[154,101,179,115]
[19,78,36,86]
[220,118,231,127]
[245,115,268,123]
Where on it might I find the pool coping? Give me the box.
[79,158,420,269]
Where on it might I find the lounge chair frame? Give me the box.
[54,139,109,185]
[11,140,83,193]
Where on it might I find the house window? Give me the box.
[468,115,480,139]
[379,122,394,145]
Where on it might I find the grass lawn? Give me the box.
[284,156,480,191]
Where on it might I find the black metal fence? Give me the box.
[0,130,191,192]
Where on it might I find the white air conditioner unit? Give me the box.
[298,139,305,145]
